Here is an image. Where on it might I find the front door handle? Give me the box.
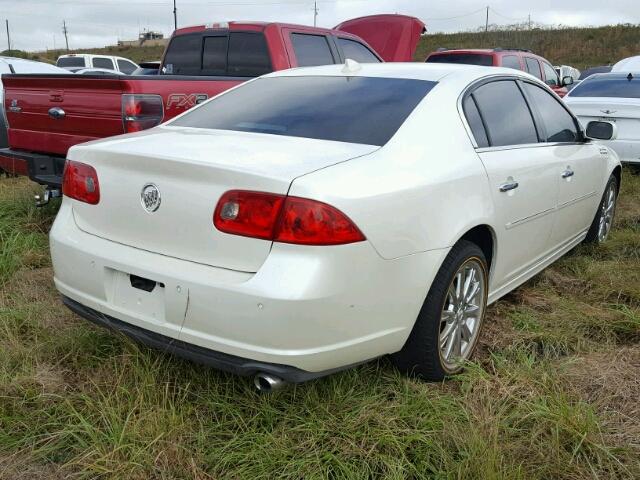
[562,169,575,179]
[499,181,519,192]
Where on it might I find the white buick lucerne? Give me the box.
[51,63,621,390]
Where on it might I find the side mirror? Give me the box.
[585,121,617,141]
[562,75,574,86]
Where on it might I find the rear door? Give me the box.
[463,78,558,288]
[521,81,603,245]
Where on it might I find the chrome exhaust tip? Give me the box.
[253,373,286,393]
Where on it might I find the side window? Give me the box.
[542,62,559,87]
[523,83,578,143]
[291,33,335,67]
[227,32,272,76]
[202,36,228,74]
[462,96,489,148]
[502,55,521,70]
[163,34,202,75]
[117,59,137,74]
[337,38,380,63]
[472,80,538,147]
[92,57,115,70]
[525,58,542,80]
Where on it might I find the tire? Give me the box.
[392,240,489,381]
[584,174,618,244]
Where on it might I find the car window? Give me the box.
[542,62,559,86]
[163,33,202,75]
[471,80,538,147]
[426,53,493,66]
[227,32,272,76]
[525,58,542,80]
[56,57,86,68]
[117,59,137,74]
[337,38,380,63]
[291,33,335,67]
[171,76,436,146]
[523,83,578,142]
[568,75,640,98]
[92,57,114,70]
[502,55,521,70]
[462,96,489,148]
[202,36,228,74]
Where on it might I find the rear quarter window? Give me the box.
[501,55,522,70]
[291,33,335,67]
[92,58,115,69]
[337,38,380,63]
[170,76,437,146]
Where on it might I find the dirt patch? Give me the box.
[0,454,67,480]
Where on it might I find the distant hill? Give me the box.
[5,24,640,70]
[416,24,640,69]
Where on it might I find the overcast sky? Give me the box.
[1,0,639,52]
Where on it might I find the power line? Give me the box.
[424,8,486,22]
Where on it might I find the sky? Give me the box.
[1,0,639,52]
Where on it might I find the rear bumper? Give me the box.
[62,296,346,383]
[0,148,65,185]
[51,201,449,374]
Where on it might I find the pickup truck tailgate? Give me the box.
[3,74,125,156]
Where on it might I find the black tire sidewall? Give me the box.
[585,174,618,244]
[392,240,489,381]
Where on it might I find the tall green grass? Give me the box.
[0,172,639,479]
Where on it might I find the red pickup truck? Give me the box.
[0,15,424,192]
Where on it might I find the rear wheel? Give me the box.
[392,240,488,381]
[585,175,617,244]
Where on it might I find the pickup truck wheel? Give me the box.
[392,240,488,381]
[584,175,617,244]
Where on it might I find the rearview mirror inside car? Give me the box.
[562,75,574,86]
[585,121,617,141]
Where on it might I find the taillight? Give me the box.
[122,94,164,133]
[62,160,100,204]
[214,190,365,246]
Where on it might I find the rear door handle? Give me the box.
[499,181,519,192]
[562,169,575,178]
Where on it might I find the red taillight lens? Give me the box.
[213,190,365,246]
[122,94,164,133]
[214,191,286,240]
[274,197,365,245]
[62,160,100,204]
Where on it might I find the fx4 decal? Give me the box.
[166,93,209,109]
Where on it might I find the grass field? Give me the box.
[0,170,638,479]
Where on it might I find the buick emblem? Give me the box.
[141,183,161,213]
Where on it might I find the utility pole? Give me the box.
[528,14,532,30]
[173,0,177,31]
[485,6,489,33]
[313,1,319,27]
[62,20,69,51]
[5,19,10,52]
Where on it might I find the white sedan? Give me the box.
[51,63,621,391]
[565,72,640,166]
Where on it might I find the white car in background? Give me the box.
[56,54,138,74]
[0,56,69,149]
[51,63,621,391]
[565,72,640,166]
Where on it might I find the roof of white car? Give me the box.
[267,62,533,84]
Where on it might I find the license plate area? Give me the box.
[105,268,166,323]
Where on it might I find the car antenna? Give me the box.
[627,73,634,81]
[342,58,362,75]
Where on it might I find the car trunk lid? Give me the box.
[69,126,378,272]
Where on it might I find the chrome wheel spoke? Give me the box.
[460,321,473,342]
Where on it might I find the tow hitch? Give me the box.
[35,187,62,207]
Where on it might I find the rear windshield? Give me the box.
[56,57,86,68]
[426,53,493,66]
[170,76,437,146]
[569,75,640,98]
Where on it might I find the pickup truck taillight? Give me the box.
[62,160,100,205]
[122,94,164,133]
[214,190,365,246]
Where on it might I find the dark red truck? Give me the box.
[0,15,424,195]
